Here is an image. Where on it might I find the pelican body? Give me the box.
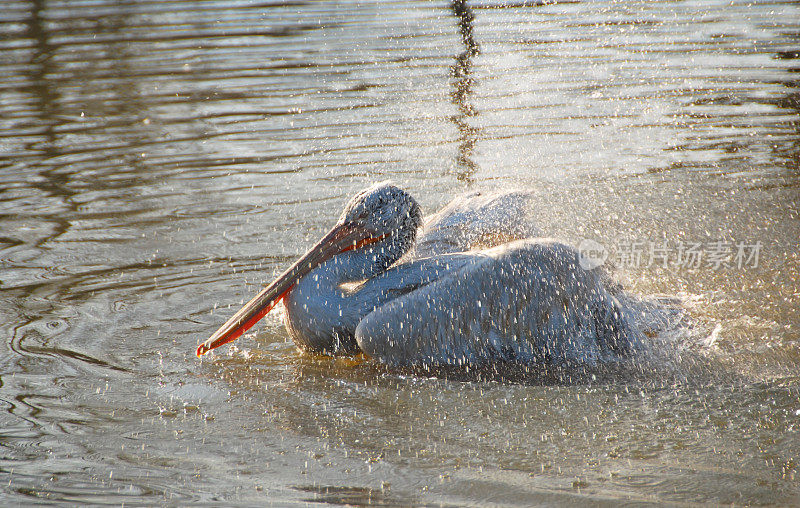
[197,183,643,367]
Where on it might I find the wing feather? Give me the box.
[355,239,642,367]
[413,189,540,259]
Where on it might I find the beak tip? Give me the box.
[196,343,210,357]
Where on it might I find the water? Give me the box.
[1,0,799,504]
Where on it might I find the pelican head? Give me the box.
[197,182,422,356]
[336,182,422,269]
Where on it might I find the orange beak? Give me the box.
[196,221,385,357]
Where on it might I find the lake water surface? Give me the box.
[1,0,799,504]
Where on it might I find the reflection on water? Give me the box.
[1,0,799,505]
[450,0,481,181]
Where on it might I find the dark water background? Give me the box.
[1,0,799,504]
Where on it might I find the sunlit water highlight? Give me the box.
[1,0,799,504]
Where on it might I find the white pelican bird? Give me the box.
[196,183,644,367]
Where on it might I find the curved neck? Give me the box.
[282,231,415,353]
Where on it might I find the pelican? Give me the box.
[196,182,644,367]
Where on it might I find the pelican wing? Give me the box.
[413,189,540,259]
[355,239,642,367]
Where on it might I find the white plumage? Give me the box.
[198,182,645,367]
